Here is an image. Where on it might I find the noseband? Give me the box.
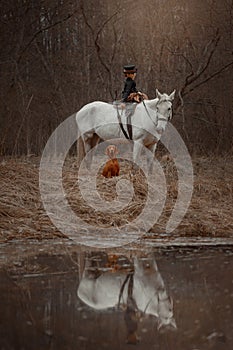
[157,99,172,122]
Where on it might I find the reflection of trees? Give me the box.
[77,252,176,343]
[0,0,232,154]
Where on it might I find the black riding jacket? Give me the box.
[122,77,137,102]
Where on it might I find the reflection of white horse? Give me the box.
[77,254,176,331]
[76,90,175,166]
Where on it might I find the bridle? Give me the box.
[115,97,172,140]
[142,98,172,128]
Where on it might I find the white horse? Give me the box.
[76,89,175,167]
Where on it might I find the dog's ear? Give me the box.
[105,146,110,156]
[114,146,119,154]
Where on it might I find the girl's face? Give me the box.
[126,73,136,79]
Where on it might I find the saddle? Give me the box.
[112,92,148,108]
[126,92,148,103]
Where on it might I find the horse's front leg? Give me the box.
[132,141,144,172]
[147,142,158,173]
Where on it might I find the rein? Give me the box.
[115,98,169,141]
[142,99,158,128]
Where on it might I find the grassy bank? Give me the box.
[0,155,232,243]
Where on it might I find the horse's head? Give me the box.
[155,89,175,134]
[157,291,177,332]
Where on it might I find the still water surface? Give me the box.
[0,243,232,349]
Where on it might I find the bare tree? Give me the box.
[0,0,232,155]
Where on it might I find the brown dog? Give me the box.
[102,145,120,178]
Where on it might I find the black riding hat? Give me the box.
[123,64,137,74]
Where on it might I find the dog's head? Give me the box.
[105,145,119,158]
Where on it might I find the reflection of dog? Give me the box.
[102,145,120,178]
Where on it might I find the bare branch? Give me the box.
[17,11,78,64]
[174,29,222,105]
[80,1,119,98]
[186,60,233,95]
[184,30,220,88]
[80,1,119,73]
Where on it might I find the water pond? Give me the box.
[0,242,232,350]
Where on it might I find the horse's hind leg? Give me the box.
[83,133,100,169]
[91,133,100,148]
[77,133,86,168]
[83,138,93,169]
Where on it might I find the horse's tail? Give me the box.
[76,115,86,167]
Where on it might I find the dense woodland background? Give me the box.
[0,0,233,156]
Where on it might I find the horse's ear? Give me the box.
[169,90,176,101]
[156,89,162,99]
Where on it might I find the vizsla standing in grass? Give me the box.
[102,145,120,178]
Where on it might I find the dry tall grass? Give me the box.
[0,155,232,243]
